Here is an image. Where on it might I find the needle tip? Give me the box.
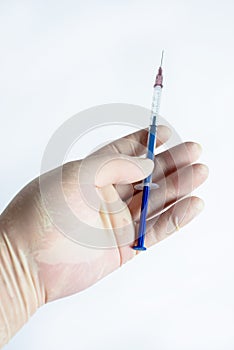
[160,50,164,67]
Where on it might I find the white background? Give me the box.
[0,0,234,349]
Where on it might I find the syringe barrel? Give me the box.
[150,85,162,125]
[144,85,162,185]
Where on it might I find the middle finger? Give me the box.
[128,163,208,221]
[116,141,202,202]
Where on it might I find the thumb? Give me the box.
[94,154,154,187]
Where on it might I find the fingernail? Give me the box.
[196,142,203,153]
[159,125,172,139]
[195,198,205,212]
[199,164,209,177]
[136,158,154,176]
[191,142,203,157]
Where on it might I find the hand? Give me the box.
[0,125,208,346]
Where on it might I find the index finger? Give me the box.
[91,125,171,157]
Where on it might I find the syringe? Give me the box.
[133,51,164,251]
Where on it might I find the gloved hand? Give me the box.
[0,125,208,347]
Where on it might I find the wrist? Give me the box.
[0,222,45,347]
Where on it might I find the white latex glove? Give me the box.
[0,125,208,347]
